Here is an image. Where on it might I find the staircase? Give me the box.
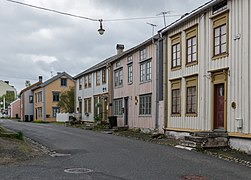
[180,130,229,149]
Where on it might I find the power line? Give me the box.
[5,0,99,21]
[6,0,182,23]
[104,15,181,22]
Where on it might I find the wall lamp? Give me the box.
[98,19,105,35]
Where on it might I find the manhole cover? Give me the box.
[64,168,93,174]
[181,175,208,180]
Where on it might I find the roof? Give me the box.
[20,81,42,95]
[159,0,218,34]
[74,55,118,79]
[32,72,73,91]
[74,35,159,80]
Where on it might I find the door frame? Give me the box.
[211,69,228,130]
[124,97,129,126]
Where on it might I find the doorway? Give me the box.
[124,97,129,126]
[214,83,225,129]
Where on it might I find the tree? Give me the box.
[1,91,16,108]
[57,87,74,113]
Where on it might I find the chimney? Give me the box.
[4,81,9,84]
[39,76,43,83]
[57,72,62,75]
[116,44,124,55]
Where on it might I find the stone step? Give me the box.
[180,140,202,148]
[185,136,208,143]
[190,131,228,138]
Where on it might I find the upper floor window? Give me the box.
[36,91,42,103]
[212,12,228,58]
[140,48,146,61]
[140,60,152,82]
[52,92,60,102]
[213,0,227,14]
[128,64,133,84]
[79,78,83,90]
[96,70,101,86]
[61,78,67,86]
[186,25,198,65]
[29,95,33,103]
[84,74,92,88]
[139,94,152,115]
[171,34,181,69]
[214,24,226,56]
[114,68,123,87]
[102,68,106,84]
[127,55,133,63]
[116,61,121,67]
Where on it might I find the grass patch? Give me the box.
[32,120,49,124]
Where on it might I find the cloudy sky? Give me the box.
[0,0,208,92]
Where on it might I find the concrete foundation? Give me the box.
[229,138,251,155]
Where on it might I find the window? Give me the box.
[116,61,121,67]
[140,60,151,82]
[214,24,226,56]
[79,78,83,90]
[114,68,123,87]
[213,0,227,14]
[94,95,103,117]
[171,34,181,69]
[185,76,198,115]
[36,91,42,103]
[140,48,146,61]
[52,92,60,102]
[128,64,133,84]
[96,70,101,86]
[139,94,152,115]
[212,12,228,58]
[84,98,92,113]
[114,99,123,116]
[84,74,92,88]
[186,26,198,65]
[37,107,42,118]
[102,68,106,84]
[29,95,33,103]
[61,78,67,86]
[52,107,60,117]
[127,55,133,63]
[171,80,181,115]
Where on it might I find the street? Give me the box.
[0,119,250,180]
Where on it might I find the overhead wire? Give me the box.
[5,0,182,22]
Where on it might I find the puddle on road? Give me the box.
[64,168,93,174]
[50,152,71,157]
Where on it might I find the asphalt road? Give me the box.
[0,119,250,180]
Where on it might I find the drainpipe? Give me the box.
[42,87,46,121]
[155,40,160,130]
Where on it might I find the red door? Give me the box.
[214,83,225,129]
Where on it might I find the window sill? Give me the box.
[171,114,181,117]
[139,80,152,84]
[212,53,229,60]
[114,85,123,89]
[139,115,152,117]
[186,61,198,67]
[171,66,182,71]
[128,82,133,85]
[185,113,197,117]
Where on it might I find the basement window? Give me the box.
[213,0,227,14]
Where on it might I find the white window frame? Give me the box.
[140,60,151,82]
[114,99,123,116]
[139,94,152,115]
[114,68,123,87]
